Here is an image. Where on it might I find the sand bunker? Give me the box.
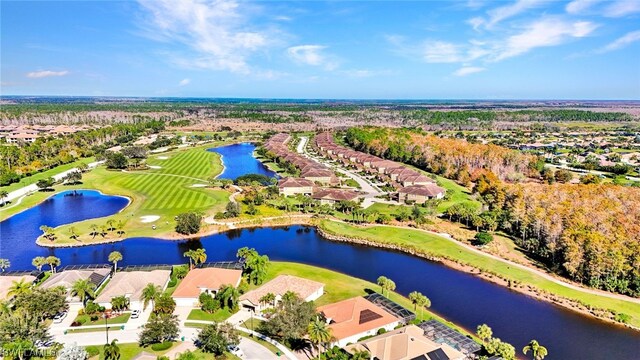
[157,156,168,160]
[191,184,208,188]
[149,165,162,169]
[140,215,160,223]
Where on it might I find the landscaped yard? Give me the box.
[85,342,179,360]
[73,312,131,326]
[187,308,235,322]
[318,220,640,327]
[259,262,471,337]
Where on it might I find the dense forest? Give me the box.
[0,121,164,186]
[344,127,540,182]
[343,126,639,297]
[474,176,640,297]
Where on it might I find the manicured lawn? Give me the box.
[73,312,131,326]
[187,308,234,322]
[240,319,264,331]
[16,144,234,242]
[86,342,179,360]
[262,262,471,337]
[318,220,640,327]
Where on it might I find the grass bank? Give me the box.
[318,220,640,328]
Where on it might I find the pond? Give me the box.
[0,193,638,360]
[208,142,277,180]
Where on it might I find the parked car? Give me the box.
[53,311,67,324]
[131,309,141,319]
[227,345,244,358]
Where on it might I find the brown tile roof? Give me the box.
[95,270,170,303]
[240,275,324,306]
[399,184,446,197]
[345,325,465,360]
[172,268,243,298]
[278,177,315,188]
[317,297,399,341]
[312,188,359,201]
[399,175,434,184]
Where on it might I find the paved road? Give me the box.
[240,337,279,360]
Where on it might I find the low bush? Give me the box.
[474,232,494,245]
[150,341,174,351]
[85,346,100,357]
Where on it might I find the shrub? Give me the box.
[474,232,494,245]
[150,341,174,351]
[84,300,105,315]
[85,346,100,357]
[376,328,387,335]
[167,278,177,288]
[615,313,630,323]
[175,212,202,235]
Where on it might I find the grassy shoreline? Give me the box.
[317,220,640,329]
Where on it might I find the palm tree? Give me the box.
[153,293,176,314]
[142,283,161,310]
[110,296,130,312]
[89,224,99,239]
[116,220,126,237]
[259,292,276,308]
[218,284,240,310]
[106,219,116,232]
[103,340,120,360]
[0,190,8,206]
[476,324,493,345]
[31,256,46,271]
[7,279,32,298]
[3,340,35,360]
[68,226,79,241]
[377,276,389,295]
[523,340,548,360]
[0,259,10,272]
[308,316,332,353]
[184,248,206,269]
[108,251,123,272]
[414,293,430,318]
[45,256,61,273]
[71,279,96,304]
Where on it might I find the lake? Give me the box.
[208,142,277,180]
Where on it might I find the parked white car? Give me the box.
[131,309,141,319]
[227,344,244,358]
[53,311,67,324]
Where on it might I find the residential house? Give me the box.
[312,188,359,206]
[239,275,324,313]
[95,270,171,310]
[317,297,400,347]
[398,184,446,204]
[41,268,111,305]
[278,177,315,196]
[172,268,243,307]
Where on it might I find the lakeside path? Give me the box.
[327,220,640,305]
[4,160,104,203]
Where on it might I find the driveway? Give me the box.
[239,337,279,360]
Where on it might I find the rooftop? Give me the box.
[317,296,399,341]
[95,270,170,303]
[172,268,242,298]
[240,275,324,306]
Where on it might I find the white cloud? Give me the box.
[453,66,486,76]
[598,30,640,53]
[604,0,640,17]
[286,45,338,70]
[482,0,547,28]
[493,18,598,61]
[423,41,465,63]
[137,0,273,74]
[26,70,69,78]
[178,78,191,86]
[566,0,602,14]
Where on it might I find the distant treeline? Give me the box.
[0,121,164,186]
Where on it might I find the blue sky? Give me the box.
[1,0,639,99]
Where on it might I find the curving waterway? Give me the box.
[1,143,639,359]
[208,142,277,180]
[0,193,638,358]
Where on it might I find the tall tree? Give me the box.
[103,340,121,360]
[0,259,10,272]
[31,256,45,271]
[71,279,96,304]
[108,251,123,272]
[45,256,61,273]
[308,316,333,353]
[141,283,161,310]
[523,340,548,360]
